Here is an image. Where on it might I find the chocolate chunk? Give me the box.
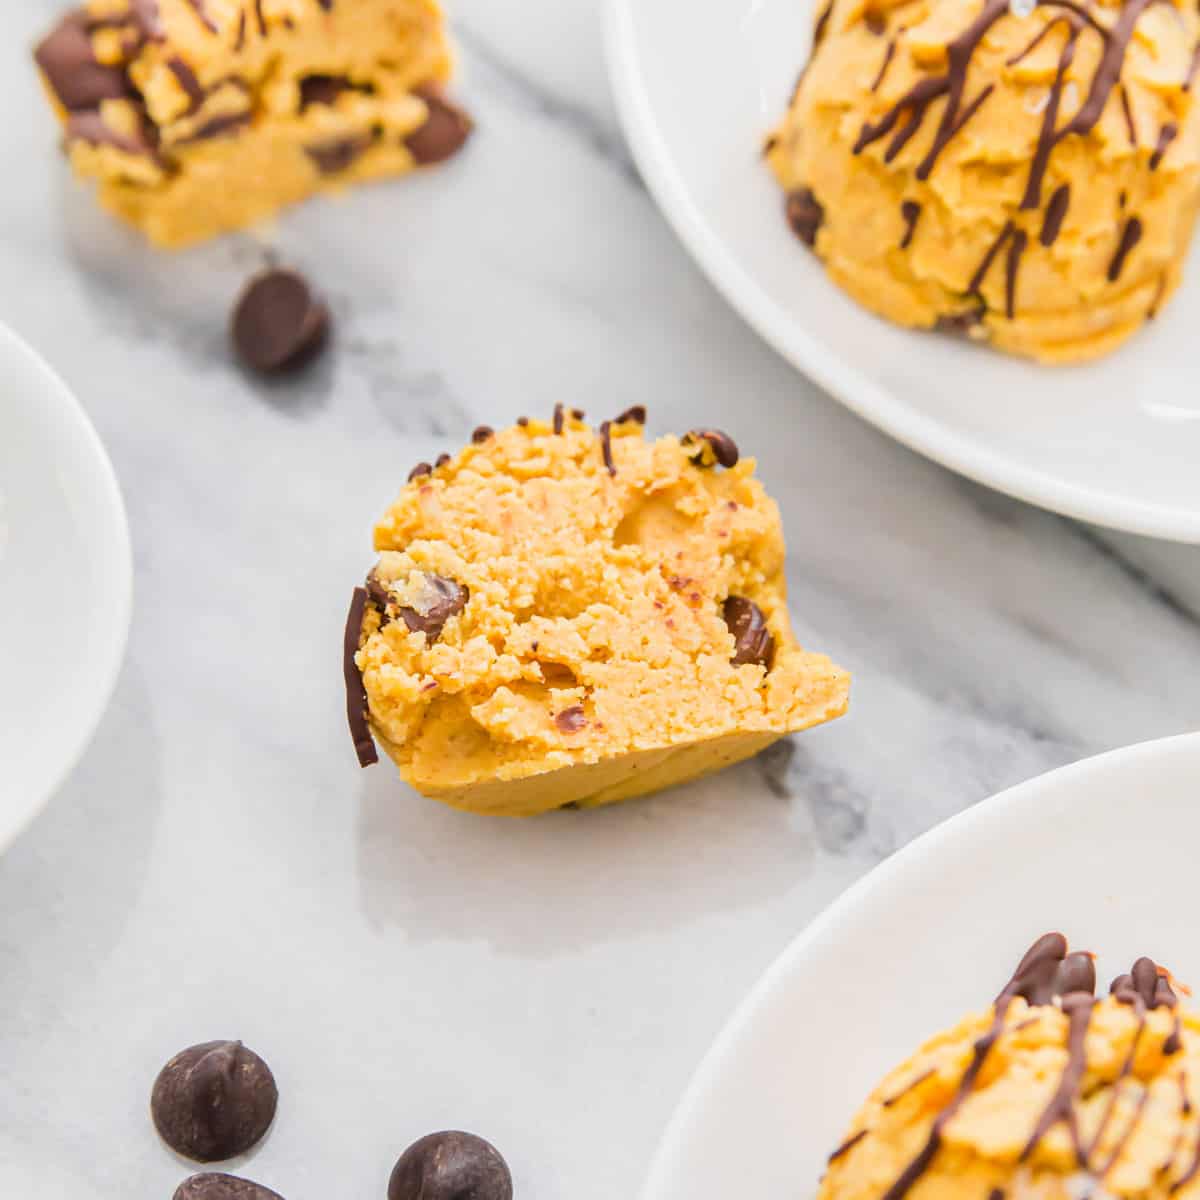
[151,1041,278,1163]
[231,268,329,374]
[65,109,158,159]
[934,308,984,338]
[785,188,824,247]
[35,12,136,111]
[723,597,775,669]
[388,1132,513,1200]
[435,453,452,467]
[299,74,354,109]
[408,463,433,482]
[555,706,587,733]
[398,575,469,643]
[405,84,474,165]
[344,587,378,767]
[553,403,565,434]
[599,421,616,476]
[304,134,373,175]
[365,571,393,623]
[616,405,646,424]
[175,1175,284,1200]
[471,426,494,443]
[685,429,739,469]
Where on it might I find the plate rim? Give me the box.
[604,0,1200,544]
[0,320,133,854]
[639,731,1200,1199]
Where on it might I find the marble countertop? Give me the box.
[3,1,1200,1196]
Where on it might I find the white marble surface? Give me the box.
[3,2,1200,1197]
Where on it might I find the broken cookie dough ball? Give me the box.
[34,0,472,247]
[344,408,850,817]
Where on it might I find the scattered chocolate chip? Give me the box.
[685,429,739,469]
[571,408,585,420]
[516,417,529,427]
[231,268,329,374]
[151,1041,278,1163]
[408,463,433,482]
[552,403,565,434]
[398,575,469,643]
[723,596,775,669]
[555,706,587,733]
[405,84,473,165]
[304,133,373,175]
[175,1174,284,1200]
[298,74,357,109]
[471,425,494,443]
[35,12,136,111]
[388,1132,513,1200]
[616,405,646,424]
[435,453,452,467]
[365,571,393,623]
[785,188,824,247]
[344,587,378,767]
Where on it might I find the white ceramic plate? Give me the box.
[642,733,1200,1200]
[606,0,1200,541]
[0,322,132,852]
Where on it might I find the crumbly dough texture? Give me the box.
[768,0,1200,363]
[37,0,463,247]
[356,416,849,816]
[825,993,1200,1200]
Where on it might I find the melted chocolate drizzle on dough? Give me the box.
[1041,184,1071,246]
[1151,122,1178,170]
[182,0,220,33]
[1109,216,1143,281]
[900,200,921,249]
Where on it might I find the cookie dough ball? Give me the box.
[347,411,849,816]
[768,0,1200,362]
[823,934,1198,1200]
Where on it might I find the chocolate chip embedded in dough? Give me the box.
[130,0,166,40]
[471,426,494,443]
[555,706,587,733]
[785,187,824,247]
[35,12,136,111]
[298,74,353,109]
[150,1041,278,1163]
[231,268,329,374]
[398,575,469,643]
[304,133,373,175]
[174,1175,285,1200]
[722,596,775,669]
[388,1132,513,1200]
[684,429,739,469]
[405,84,474,165]
[64,109,159,160]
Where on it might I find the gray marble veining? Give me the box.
[2,1,1199,1196]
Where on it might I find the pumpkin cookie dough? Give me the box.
[343,410,849,816]
[768,0,1200,363]
[822,933,1200,1200]
[34,0,471,248]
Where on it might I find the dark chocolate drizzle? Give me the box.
[1019,19,1081,211]
[1108,216,1143,281]
[1185,42,1200,91]
[900,200,921,249]
[343,587,378,768]
[871,36,900,93]
[254,0,267,37]
[599,421,616,476]
[1020,993,1093,1162]
[827,1129,868,1163]
[1040,184,1070,247]
[1120,84,1139,148]
[182,0,219,33]
[167,57,206,112]
[881,1068,935,1107]
[1151,122,1178,170]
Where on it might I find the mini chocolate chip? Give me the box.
[516,416,530,427]
[151,1041,278,1163]
[388,1132,513,1200]
[616,405,646,424]
[471,425,494,443]
[406,84,473,165]
[555,706,587,733]
[553,403,565,434]
[435,453,452,467]
[398,575,469,643]
[175,1175,284,1200]
[723,597,775,669]
[408,463,433,482]
[685,429,739,469]
[786,188,824,247]
[298,74,357,109]
[304,133,373,175]
[934,308,985,337]
[365,572,393,623]
[231,268,329,374]
[35,12,136,111]
[571,408,586,420]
